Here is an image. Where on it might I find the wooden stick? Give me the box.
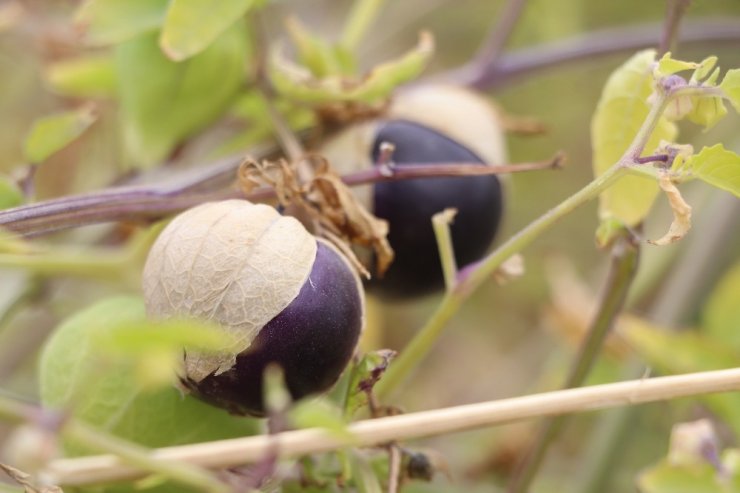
[45,368,740,487]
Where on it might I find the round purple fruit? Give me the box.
[320,85,507,299]
[142,200,364,416]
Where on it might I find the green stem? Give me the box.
[0,393,228,493]
[64,422,230,493]
[376,163,628,399]
[506,234,640,493]
[376,90,670,399]
[0,253,127,280]
[340,0,387,51]
[432,210,459,291]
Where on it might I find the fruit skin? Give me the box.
[319,84,507,299]
[368,120,503,298]
[142,200,364,416]
[182,241,364,415]
[39,296,256,456]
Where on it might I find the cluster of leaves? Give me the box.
[592,50,740,246]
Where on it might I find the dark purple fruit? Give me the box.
[142,200,364,416]
[181,242,363,416]
[319,85,507,299]
[368,120,503,299]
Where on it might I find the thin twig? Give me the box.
[469,0,529,71]
[44,368,740,487]
[432,209,459,292]
[442,19,740,90]
[0,156,561,236]
[506,233,640,493]
[0,394,229,493]
[659,0,692,56]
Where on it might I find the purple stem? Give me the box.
[442,19,740,90]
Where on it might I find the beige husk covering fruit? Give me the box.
[142,199,317,382]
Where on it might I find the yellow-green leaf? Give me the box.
[39,297,256,455]
[46,56,117,98]
[703,261,740,349]
[690,56,718,83]
[285,17,353,77]
[270,31,434,105]
[116,26,248,167]
[75,0,169,46]
[23,105,97,163]
[290,399,353,441]
[673,144,740,197]
[0,176,23,210]
[160,0,260,61]
[638,460,721,493]
[655,52,698,77]
[720,69,740,112]
[685,94,727,130]
[591,49,678,227]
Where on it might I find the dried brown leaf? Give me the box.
[238,156,394,277]
[648,174,692,246]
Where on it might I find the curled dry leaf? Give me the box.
[238,157,394,277]
[648,173,692,246]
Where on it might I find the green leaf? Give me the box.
[690,56,718,83]
[720,69,740,113]
[638,460,721,493]
[591,49,678,227]
[270,31,433,105]
[290,399,354,441]
[285,17,354,77]
[46,56,117,98]
[685,93,727,130]
[0,176,23,209]
[655,52,698,77]
[94,318,237,354]
[23,105,98,163]
[344,349,395,417]
[39,296,256,456]
[115,26,248,167]
[703,261,740,350]
[75,0,169,46]
[160,0,260,61]
[673,144,740,196]
[622,317,740,437]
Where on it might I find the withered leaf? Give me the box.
[238,156,395,277]
[648,173,692,246]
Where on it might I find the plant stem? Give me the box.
[375,90,669,400]
[449,19,740,90]
[46,368,740,487]
[63,422,230,493]
[470,0,529,71]
[376,163,626,399]
[0,157,558,236]
[506,234,640,493]
[340,0,387,51]
[432,209,459,291]
[659,0,692,56]
[0,393,228,493]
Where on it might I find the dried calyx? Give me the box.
[142,199,364,416]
